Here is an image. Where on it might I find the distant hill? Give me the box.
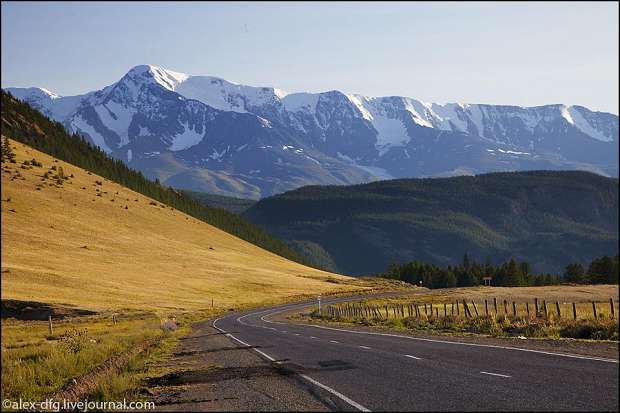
[0,90,307,266]
[181,190,256,214]
[244,171,619,275]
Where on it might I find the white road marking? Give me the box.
[310,336,318,339]
[299,374,371,412]
[481,371,511,378]
[330,340,340,344]
[294,333,301,336]
[358,346,371,350]
[404,355,421,360]
[302,323,619,364]
[235,301,619,364]
[212,317,370,412]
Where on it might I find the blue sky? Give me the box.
[2,2,618,113]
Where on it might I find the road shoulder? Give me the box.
[146,320,334,411]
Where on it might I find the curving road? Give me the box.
[213,296,619,412]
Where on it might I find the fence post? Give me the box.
[526,302,530,318]
[484,299,489,316]
[503,299,508,314]
[534,298,539,316]
[444,303,447,317]
[555,301,561,318]
[543,300,548,318]
[48,315,53,336]
[472,302,479,317]
[610,298,615,320]
[456,302,460,316]
[463,300,471,318]
[592,302,597,319]
[512,302,516,317]
[572,302,577,320]
[212,298,214,308]
[435,308,439,317]
[494,297,498,314]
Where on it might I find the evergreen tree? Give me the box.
[564,263,586,284]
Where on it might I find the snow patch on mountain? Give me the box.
[94,102,135,146]
[71,115,112,154]
[567,106,613,142]
[282,93,319,113]
[169,122,205,151]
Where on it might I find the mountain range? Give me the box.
[6,65,619,198]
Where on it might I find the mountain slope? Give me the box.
[243,171,619,275]
[1,138,357,311]
[6,65,618,198]
[0,90,306,265]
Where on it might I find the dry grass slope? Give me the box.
[1,139,360,313]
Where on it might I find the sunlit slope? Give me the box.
[1,139,357,312]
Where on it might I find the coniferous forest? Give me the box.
[382,254,619,288]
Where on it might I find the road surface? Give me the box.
[212,296,619,412]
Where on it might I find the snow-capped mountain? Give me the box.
[6,64,618,198]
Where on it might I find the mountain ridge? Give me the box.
[6,64,619,198]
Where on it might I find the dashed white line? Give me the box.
[404,354,422,360]
[480,371,511,378]
[329,340,340,344]
[358,345,371,350]
[299,374,371,412]
[212,317,370,412]
[310,336,318,339]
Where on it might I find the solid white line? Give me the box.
[232,302,620,364]
[481,371,512,378]
[358,345,371,350]
[213,316,370,412]
[404,354,421,360]
[299,374,371,412]
[305,323,619,364]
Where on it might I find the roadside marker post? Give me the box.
[318,295,321,315]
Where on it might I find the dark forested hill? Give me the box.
[181,190,256,214]
[243,171,619,275]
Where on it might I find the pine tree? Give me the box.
[564,263,585,284]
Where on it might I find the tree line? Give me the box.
[382,254,619,288]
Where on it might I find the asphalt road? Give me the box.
[213,296,619,412]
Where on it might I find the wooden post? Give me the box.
[610,298,615,320]
[534,298,539,316]
[493,297,498,314]
[555,301,561,318]
[526,302,530,318]
[212,298,214,308]
[512,302,516,317]
[572,302,577,320]
[472,302,479,317]
[435,308,439,317]
[503,299,508,314]
[451,303,454,315]
[425,304,428,316]
[543,300,548,318]
[463,300,470,318]
[444,303,447,317]
[592,302,597,319]
[456,302,460,316]
[48,316,53,336]
[484,299,489,316]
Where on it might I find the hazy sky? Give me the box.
[2,2,618,113]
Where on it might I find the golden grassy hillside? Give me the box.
[1,139,360,312]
